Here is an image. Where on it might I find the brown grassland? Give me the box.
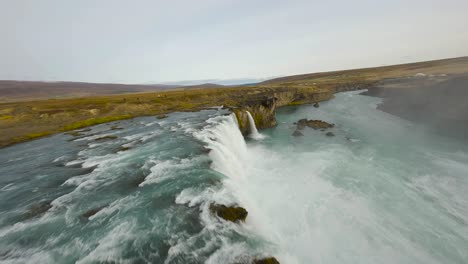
[1,57,468,148]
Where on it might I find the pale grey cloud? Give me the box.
[1,0,467,83]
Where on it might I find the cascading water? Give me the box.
[246,111,265,140]
[194,113,247,182]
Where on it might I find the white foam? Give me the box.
[139,157,198,187]
[246,111,265,140]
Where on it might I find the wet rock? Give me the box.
[313,102,320,108]
[94,135,118,141]
[24,201,52,219]
[234,96,278,136]
[296,119,307,130]
[292,130,304,137]
[81,206,105,219]
[253,257,280,264]
[66,131,84,137]
[128,173,146,188]
[326,132,335,137]
[156,114,168,119]
[110,125,123,130]
[210,204,248,223]
[118,146,131,152]
[296,119,334,130]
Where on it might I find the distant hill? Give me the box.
[0,81,178,102]
[261,57,468,85]
[180,83,226,90]
[158,78,271,86]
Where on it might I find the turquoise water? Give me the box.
[0,91,467,263]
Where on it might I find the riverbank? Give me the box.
[1,56,467,148]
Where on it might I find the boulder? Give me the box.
[24,201,52,219]
[66,131,84,137]
[253,257,280,264]
[81,206,105,219]
[118,146,131,152]
[292,130,304,137]
[95,135,118,141]
[313,102,320,108]
[296,119,334,130]
[156,114,168,119]
[296,119,308,130]
[210,204,248,223]
[326,132,335,137]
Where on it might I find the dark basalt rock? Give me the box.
[313,102,320,108]
[95,135,118,141]
[292,130,304,137]
[296,119,334,130]
[81,206,105,218]
[210,204,248,222]
[253,257,280,264]
[24,201,52,219]
[130,177,146,188]
[326,132,335,137]
[118,146,131,152]
[66,131,84,137]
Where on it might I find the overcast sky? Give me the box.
[1,0,468,83]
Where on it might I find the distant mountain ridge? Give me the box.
[0,81,179,102]
[157,77,272,86]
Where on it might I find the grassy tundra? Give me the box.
[1,57,468,148]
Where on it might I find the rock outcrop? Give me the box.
[292,130,304,137]
[253,257,280,264]
[24,201,52,219]
[296,119,334,130]
[234,89,333,136]
[234,96,277,136]
[210,204,248,223]
[94,135,118,141]
[81,206,105,219]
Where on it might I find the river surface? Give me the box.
[0,91,467,263]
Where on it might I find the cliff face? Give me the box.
[233,89,333,136]
[234,96,277,135]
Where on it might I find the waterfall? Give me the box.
[246,111,265,140]
[194,113,247,180]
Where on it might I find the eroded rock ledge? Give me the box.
[233,89,333,135]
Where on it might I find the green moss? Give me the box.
[253,112,263,126]
[0,115,13,120]
[61,115,132,131]
[24,131,53,140]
